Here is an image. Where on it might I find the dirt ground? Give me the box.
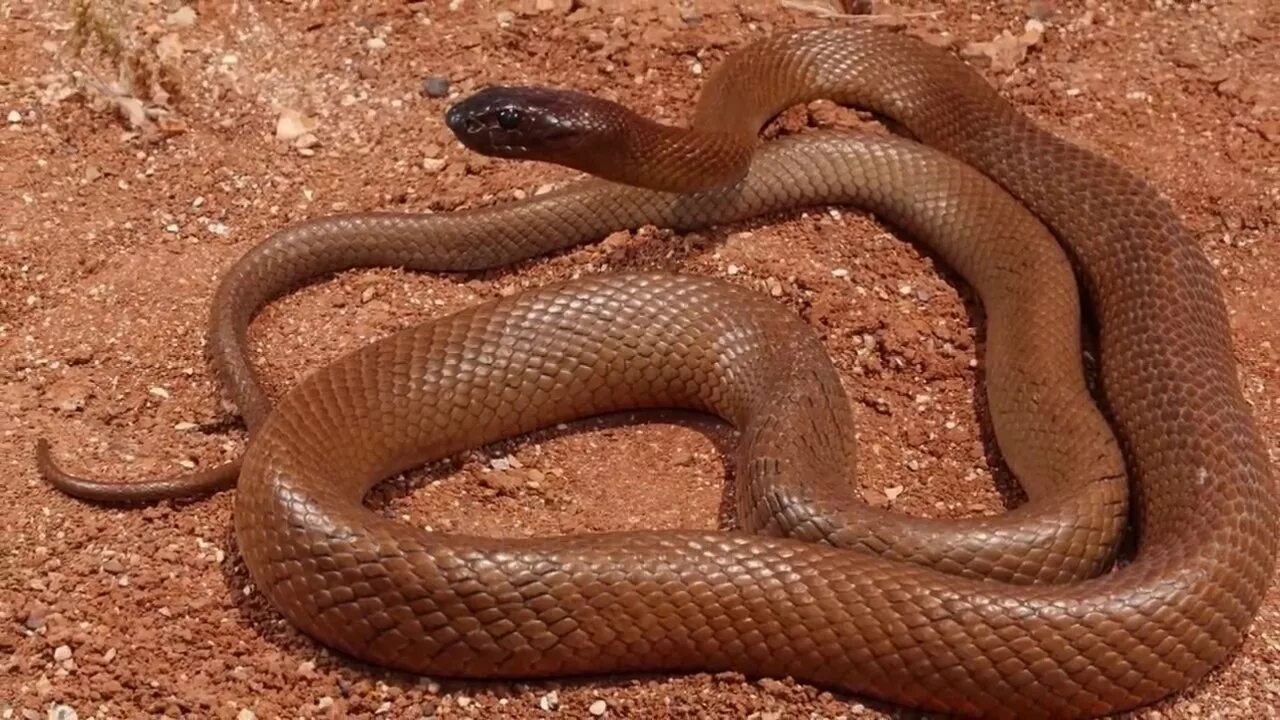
[2,0,1278,718]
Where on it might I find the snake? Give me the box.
[36,25,1276,718]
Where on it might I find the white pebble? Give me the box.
[7,110,21,124]
[49,705,78,720]
[149,386,171,399]
[538,691,559,710]
[831,268,849,278]
[366,37,387,50]
[53,645,73,661]
[589,699,607,716]
[237,710,256,720]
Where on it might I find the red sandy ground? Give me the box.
[1,1,1277,718]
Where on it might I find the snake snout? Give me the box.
[444,105,483,135]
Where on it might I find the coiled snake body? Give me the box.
[40,26,1276,718]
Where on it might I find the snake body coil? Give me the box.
[41,27,1276,718]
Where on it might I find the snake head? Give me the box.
[444,86,624,165]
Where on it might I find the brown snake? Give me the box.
[37,26,1276,718]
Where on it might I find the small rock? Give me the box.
[422,157,447,173]
[831,268,850,278]
[148,386,170,399]
[366,37,387,50]
[237,710,256,720]
[884,485,905,502]
[317,697,333,709]
[422,76,450,98]
[294,132,320,150]
[7,110,22,124]
[455,695,472,709]
[53,645,73,662]
[46,378,92,413]
[275,109,318,143]
[495,10,515,27]
[589,699,607,716]
[481,471,524,495]
[538,691,559,711]
[165,6,197,28]
[48,705,77,720]
[102,558,125,574]
[1025,0,1054,20]
[24,602,50,629]
[961,21,1044,73]
[490,456,512,471]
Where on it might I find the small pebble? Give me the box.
[422,76,450,98]
[53,645,73,662]
[1025,0,1054,20]
[166,6,197,27]
[48,705,77,720]
[589,699,607,716]
[422,157,447,173]
[237,710,256,720]
[495,10,515,27]
[102,558,125,574]
[316,697,333,709]
[149,386,170,399]
[7,110,21,124]
[538,691,559,711]
[831,268,850,278]
[366,37,387,50]
[24,602,49,629]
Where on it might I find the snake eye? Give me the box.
[496,108,521,130]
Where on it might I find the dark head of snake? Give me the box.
[445,86,629,172]
[445,85,754,193]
